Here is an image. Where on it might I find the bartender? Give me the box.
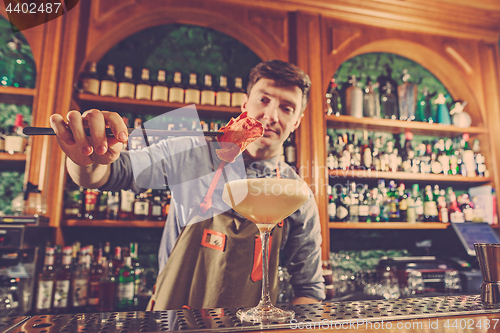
[49,60,325,310]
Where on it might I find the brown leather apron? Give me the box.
[147,162,285,310]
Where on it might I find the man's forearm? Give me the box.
[291,296,321,305]
[66,157,111,189]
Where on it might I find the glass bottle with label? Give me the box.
[119,190,135,220]
[437,189,449,223]
[231,77,245,107]
[98,259,116,312]
[326,78,342,116]
[149,190,165,221]
[35,247,55,314]
[81,62,100,95]
[184,73,200,104]
[95,191,108,219]
[363,76,380,118]
[71,250,90,311]
[284,133,296,166]
[345,75,363,118]
[388,181,400,222]
[129,243,143,308]
[200,74,216,105]
[118,66,135,99]
[369,188,381,222]
[216,76,231,106]
[52,246,73,313]
[423,185,439,222]
[133,192,150,220]
[116,256,135,311]
[412,184,424,222]
[84,189,98,220]
[168,71,184,103]
[447,188,464,223]
[398,183,408,222]
[460,194,475,222]
[336,188,349,222]
[107,191,120,220]
[64,182,83,219]
[327,186,336,221]
[135,68,152,100]
[88,247,104,312]
[358,185,370,222]
[397,69,417,121]
[100,64,117,97]
[348,182,359,223]
[380,82,398,120]
[152,70,168,102]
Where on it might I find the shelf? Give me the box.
[328,169,492,184]
[0,86,35,105]
[329,222,449,229]
[62,219,165,228]
[75,93,241,118]
[0,152,27,162]
[326,115,488,137]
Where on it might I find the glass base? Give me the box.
[237,305,294,323]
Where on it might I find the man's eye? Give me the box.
[259,97,268,103]
[283,106,295,113]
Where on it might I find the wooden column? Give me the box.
[290,11,330,260]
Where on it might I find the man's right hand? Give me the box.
[50,109,128,167]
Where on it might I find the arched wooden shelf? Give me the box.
[62,219,165,228]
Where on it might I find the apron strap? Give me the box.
[199,161,227,213]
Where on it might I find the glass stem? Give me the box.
[259,230,272,309]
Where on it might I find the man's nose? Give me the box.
[262,102,279,122]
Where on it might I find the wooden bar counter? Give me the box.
[4,294,500,333]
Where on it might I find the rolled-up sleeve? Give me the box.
[282,192,325,301]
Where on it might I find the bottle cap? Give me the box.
[405,131,413,140]
[462,133,469,141]
[14,114,24,127]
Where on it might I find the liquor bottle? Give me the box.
[447,188,464,223]
[200,74,216,105]
[4,114,28,154]
[71,250,89,311]
[397,69,417,121]
[368,188,381,222]
[345,75,363,118]
[116,257,135,311]
[362,76,380,118]
[398,183,408,222]
[112,246,123,276]
[168,71,184,103]
[336,188,349,222]
[327,186,336,221]
[151,70,169,102]
[213,75,231,106]
[81,62,100,95]
[460,194,475,222]
[133,192,150,220]
[119,189,135,220]
[360,131,373,170]
[64,182,83,219]
[387,181,400,222]
[423,185,438,222]
[358,185,370,223]
[437,189,449,223]
[149,190,165,221]
[100,64,117,97]
[95,191,108,219]
[98,259,116,312]
[415,86,433,122]
[380,82,398,120]
[348,182,359,223]
[107,191,120,220]
[340,133,351,171]
[103,242,111,262]
[461,133,476,177]
[406,191,416,223]
[135,68,152,100]
[412,184,424,222]
[231,77,246,107]
[88,246,104,312]
[184,73,200,104]
[401,131,414,173]
[35,247,55,314]
[284,133,296,166]
[163,188,172,216]
[118,66,135,99]
[84,189,98,219]
[52,246,72,313]
[129,242,143,308]
[326,78,342,116]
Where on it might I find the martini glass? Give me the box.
[222,178,309,323]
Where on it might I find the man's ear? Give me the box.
[291,113,303,133]
[241,94,249,113]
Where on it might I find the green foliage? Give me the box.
[0,171,24,215]
[99,24,261,86]
[0,16,36,88]
[333,53,450,102]
[0,103,31,132]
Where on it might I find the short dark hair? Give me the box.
[247,60,311,113]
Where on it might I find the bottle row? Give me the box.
[35,242,151,314]
[326,130,488,177]
[326,67,471,128]
[327,180,493,223]
[78,63,246,107]
[64,185,171,221]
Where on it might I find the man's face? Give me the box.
[242,78,303,156]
